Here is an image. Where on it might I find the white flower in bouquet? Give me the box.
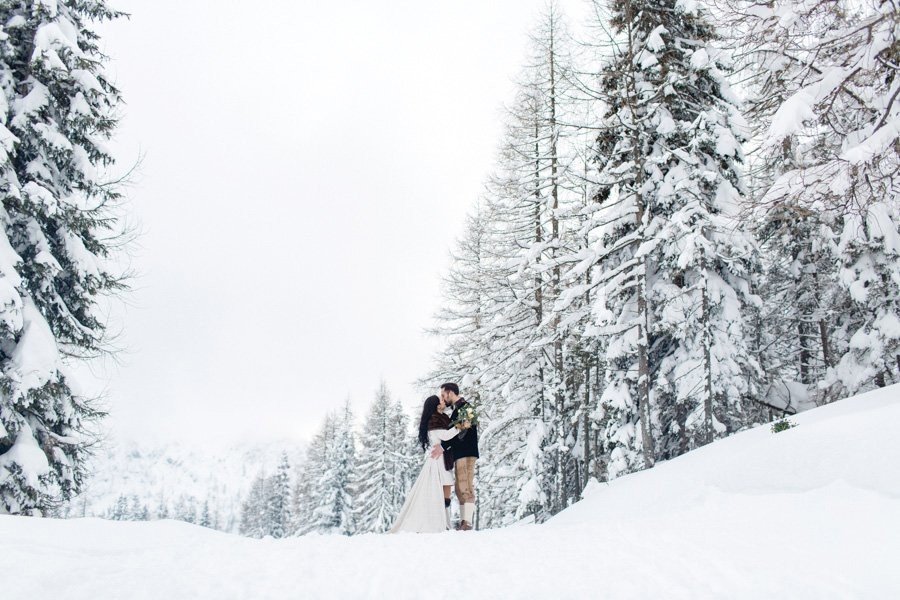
[453,404,478,428]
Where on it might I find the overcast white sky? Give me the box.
[90,0,587,445]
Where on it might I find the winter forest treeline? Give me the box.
[238,382,422,537]
[59,381,422,537]
[422,0,899,529]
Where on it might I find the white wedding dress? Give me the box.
[390,427,458,533]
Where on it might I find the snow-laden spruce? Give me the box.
[732,0,900,398]
[469,3,580,524]
[240,461,296,539]
[293,402,358,535]
[265,454,291,539]
[351,382,418,534]
[574,0,764,478]
[424,3,599,525]
[0,1,126,514]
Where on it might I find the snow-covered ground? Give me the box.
[5,385,899,599]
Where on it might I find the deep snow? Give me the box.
[5,385,899,599]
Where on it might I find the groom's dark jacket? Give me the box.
[442,398,479,460]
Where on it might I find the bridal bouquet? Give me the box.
[452,403,478,429]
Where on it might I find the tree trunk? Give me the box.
[702,278,714,445]
[799,320,811,384]
[637,260,654,468]
[819,319,832,368]
[533,119,546,420]
[548,7,568,509]
[583,363,591,490]
[623,0,654,469]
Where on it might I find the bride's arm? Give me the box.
[430,427,460,442]
[429,426,461,457]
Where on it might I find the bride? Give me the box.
[390,395,465,533]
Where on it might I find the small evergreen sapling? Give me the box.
[771,418,797,434]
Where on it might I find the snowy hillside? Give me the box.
[60,438,305,532]
[6,385,899,599]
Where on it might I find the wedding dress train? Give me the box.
[390,427,458,533]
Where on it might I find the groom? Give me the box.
[436,382,478,531]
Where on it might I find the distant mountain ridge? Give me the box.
[61,437,306,533]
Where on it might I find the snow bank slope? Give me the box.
[5,385,899,599]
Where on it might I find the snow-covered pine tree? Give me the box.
[207,502,219,530]
[395,397,420,506]
[424,200,522,527]
[553,151,608,489]
[721,1,839,410]
[265,452,291,538]
[351,382,411,534]
[430,190,545,527]
[423,203,497,392]
[109,492,127,520]
[510,1,589,516]
[575,0,658,479]
[481,2,586,524]
[326,401,356,535]
[289,464,311,535]
[291,416,330,535]
[0,1,128,514]
[199,500,211,528]
[733,0,900,395]
[425,3,601,525]
[302,403,356,535]
[746,182,838,410]
[239,471,267,538]
[173,494,198,524]
[156,496,169,520]
[583,0,762,476]
[128,494,147,521]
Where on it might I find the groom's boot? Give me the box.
[444,498,452,529]
[458,502,475,531]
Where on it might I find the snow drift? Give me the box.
[4,385,899,599]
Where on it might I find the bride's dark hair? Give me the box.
[418,395,442,450]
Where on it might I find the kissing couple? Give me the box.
[390,383,479,533]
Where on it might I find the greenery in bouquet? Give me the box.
[452,403,479,429]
